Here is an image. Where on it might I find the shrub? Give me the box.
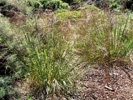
[55,9,82,21]
[123,0,133,11]
[0,0,6,6]
[28,0,70,10]
[0,77,15,99]
[94,0,133,12]
[109,0,122,12]
[62,0,83,4]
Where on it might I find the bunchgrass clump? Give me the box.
[76,12,133,64]
[6,16,81,99]
[75,11,133,82]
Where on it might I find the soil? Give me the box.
[11,64,133,100]
[79,65,133,100]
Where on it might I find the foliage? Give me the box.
[55,5,101,21]
[0,77,14,99]
[62,0,83,4]
[56,9,82,21]
[108,0,122,12]
[0,0,6,5]
[94,0,133,12]
[123,0,133,12]
[28,0,70,10]
[62,0,73,4]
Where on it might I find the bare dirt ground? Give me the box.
[11,65,133,100]
[79,65,133,100]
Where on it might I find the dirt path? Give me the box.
[79,65,133,100]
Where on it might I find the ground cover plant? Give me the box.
[0,0,133,99]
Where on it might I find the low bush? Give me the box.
[94,0,133,12]
[28,0,70,10]
[55,9,82,21]
[62,0,82,4]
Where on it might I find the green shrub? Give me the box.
[0,77,15,99]
[62,0,83,4]
[109,0,122,12]
[0,0,6,5]
[62,0,73,4]
[28,0,69,10]
[55,9,82,21]
[94,0,133,12]
[62,0,74,4]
